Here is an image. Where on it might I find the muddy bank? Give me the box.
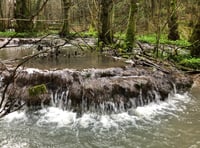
[0,64,193,113]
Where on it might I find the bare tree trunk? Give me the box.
[143,0,151,32]
[168,0,180,40]
[15,0,34,32]
[0,0,6,31]
[125,0,138,52]
[151,0,156,18]
[34,0,48,31]
[87,0,99,32]
[59,0,71,37]
[190,16,200,57]
[14,0,49,32]
[98,0,114,46]
[154,0,161,57]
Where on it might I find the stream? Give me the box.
[0,86,199,148]
[0,45,200,148]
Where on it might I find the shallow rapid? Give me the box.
[0,88,200,148]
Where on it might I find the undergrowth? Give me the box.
[179,58,200,70]
[137,34,191,47]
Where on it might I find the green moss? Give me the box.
[179,58,200,69]
[28,84,48,97]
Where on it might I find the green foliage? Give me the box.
[171,54,191,62]
[79,31,98,38]
[179,58,200,69]
[78,26,98,38]
[114,32,126,40]
[137,34,191,47]
[0,31,47,38]
[28,84,47,97]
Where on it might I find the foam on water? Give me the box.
[3,111,27,123]
[36,107,77,127]
[1,141,28,148]
[2,93,191,130]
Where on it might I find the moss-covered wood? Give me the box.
[28,84,48,97]
[125,0,138,52]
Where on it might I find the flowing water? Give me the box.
[0,86,199,148]
[1,46,200,148]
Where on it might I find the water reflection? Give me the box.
[0,46,125,70]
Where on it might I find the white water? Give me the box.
[2,93,190,129]
[1,91,200,148]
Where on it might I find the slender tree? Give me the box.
[87,0,99,31]
[34,0,46,31]
[59,0,71,37]
[190,17,200,57]
[189,1,200,57]
[125,0,138,52]
[0,0,5,31]
[98,0,114,46]
[168,0,180,40]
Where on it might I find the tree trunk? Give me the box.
[190,17,200,57]
[0,0,5,31]
[34,0,47,32]
[59,0,71,37]
[98,0,114,46]
[168,0,180,41]
[143,0,150,32]
[15,0,33,32]
[125,0,138,52]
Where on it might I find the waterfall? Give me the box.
[48,85,170,115]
